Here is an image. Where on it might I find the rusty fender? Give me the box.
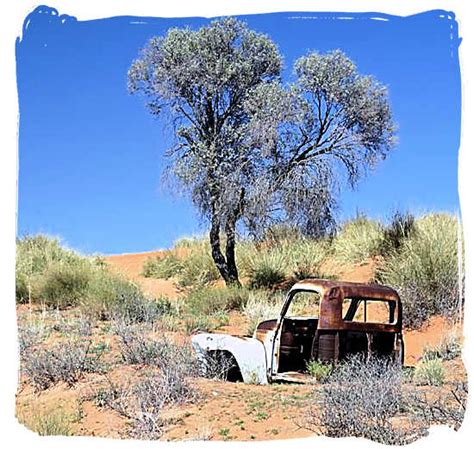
[191,333,269,384]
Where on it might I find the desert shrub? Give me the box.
[16,235,152,320]
[306,360,333,382]
[79,270,167,323]
[18,408,73,436]
[307,355,414,445]
[376,213,461,328]
[94,339,198,439]
[422,331,462,362]
[284,239,331,280]
[49,314,93,337]
[242,291,285,335]
[15,271,30,304]
[22,341,106,390]
[115,325,196,374]
[116,325,170,366]
[378,210,416,255]
[36,262,93,308]
[183,314,219,334]
[184,286,249,316]
[239,236,331,286]
[17,319,50,354]
[16,235,92,304]
[413,358,445,386]
[332,214,384,264]
[247,252,286,289]
[198,351,240,381]
[142,252,183,279]
[177,245,220,287]
[144,236,221,287]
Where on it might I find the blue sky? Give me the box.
[16,7,461,254]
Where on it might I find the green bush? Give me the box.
[246,251,287,289]
[378,210,416,255]
[16,235,88,303]
[332,214,384,264]
[376,213,462,328]
[184,286,249,316]
[142,252,183,279]
[306,360,333,382]
[239,237,330,286]
[18,409,74,436]
[413,358,445,386]
[177,243,220,287]
[36,262,93,308]
[16,235,154,320]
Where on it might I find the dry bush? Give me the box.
[422,331,462,362]
[22,340,106,390]
[307,355,422,445]
[93,355,198,439]
[407,381,467,431]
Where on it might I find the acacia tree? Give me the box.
[128,18,396,286]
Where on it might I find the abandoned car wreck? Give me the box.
[192,280,404,384]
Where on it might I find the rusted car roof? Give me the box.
[290,279,400,302]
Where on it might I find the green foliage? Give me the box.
[184,286,249,315]
[376,213,462,328]
[332,214,384,264]
[142,252,182,279]
[36,262,93,308]
[247,252,286,289]
[19,409,73,436]
[306,360,333,382]
[176,240,220,287]
[413,358,445,386]
[241,237,331,288]
[16,234,90,303]
[16,235,156,321]
[143,237,221,287]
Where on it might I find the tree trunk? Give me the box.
[224,215,241,287]
[209,212,241,287]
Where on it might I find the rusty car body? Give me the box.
[191,279,403,384]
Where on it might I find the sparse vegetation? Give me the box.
[15,210,466,442]
[422,331,462,362]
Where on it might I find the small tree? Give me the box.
[128,18,396,286]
